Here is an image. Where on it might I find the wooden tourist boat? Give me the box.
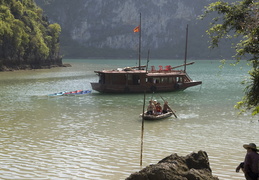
[141,111,173,120]
[91,62,202,93]
[91,16,202,93]
[91,62,201,93]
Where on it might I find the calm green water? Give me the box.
[0,59,258,180]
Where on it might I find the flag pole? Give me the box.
[138,13,141,70]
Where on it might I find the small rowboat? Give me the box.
[140,111,173,120]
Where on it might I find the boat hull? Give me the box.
[91,81,201,93]
[140,112,173,120]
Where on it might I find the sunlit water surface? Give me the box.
[0,59,258,180]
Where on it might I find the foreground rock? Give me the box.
[126,151,219,180]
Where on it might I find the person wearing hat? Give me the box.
[236,143,259,180]
[152,100,158,114]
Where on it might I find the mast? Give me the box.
[184,24,188,73]
[145,49,150,73]
[138,13,142,70]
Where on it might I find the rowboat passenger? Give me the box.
[155,102,162,115]
[146,100,155,115]
[163,101,170,114]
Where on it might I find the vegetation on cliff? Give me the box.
[201,0,259,115]
[0,0,62,71]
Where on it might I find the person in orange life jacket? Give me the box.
[236,143,259,180]
[155,102,162,115]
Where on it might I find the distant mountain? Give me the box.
[35,0,236,60]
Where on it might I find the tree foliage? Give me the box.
[0,0,62,70]
[201,0,259,115]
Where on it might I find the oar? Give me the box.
[159,94,177,118]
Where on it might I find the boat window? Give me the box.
[161,77,168,84]
[112,74,126,85]
[146,78,153,83]
[177,77,183,83]
[169,77,173,83]
[127,74,133,81]
[133,75,140,85]
[99,74,105,84]
[126,74,133,85]
[153,78,160,84]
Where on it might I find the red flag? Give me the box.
[133,26,140,33]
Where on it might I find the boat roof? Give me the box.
[94,62,195,75]
[94,69,187,76]
[146,72,186,77]
[94,69,147,74]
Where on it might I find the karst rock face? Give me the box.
[35,0,235,59]
[126,151,219,180]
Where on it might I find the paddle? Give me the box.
[159,94,177,118]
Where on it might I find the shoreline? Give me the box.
[0,63,71,72]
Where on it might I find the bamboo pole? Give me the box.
[140,91,146,166]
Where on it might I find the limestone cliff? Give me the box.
[35,0,236,59]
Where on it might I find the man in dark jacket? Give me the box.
[237,143,259,180]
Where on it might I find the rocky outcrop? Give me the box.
[126,151,219,180]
